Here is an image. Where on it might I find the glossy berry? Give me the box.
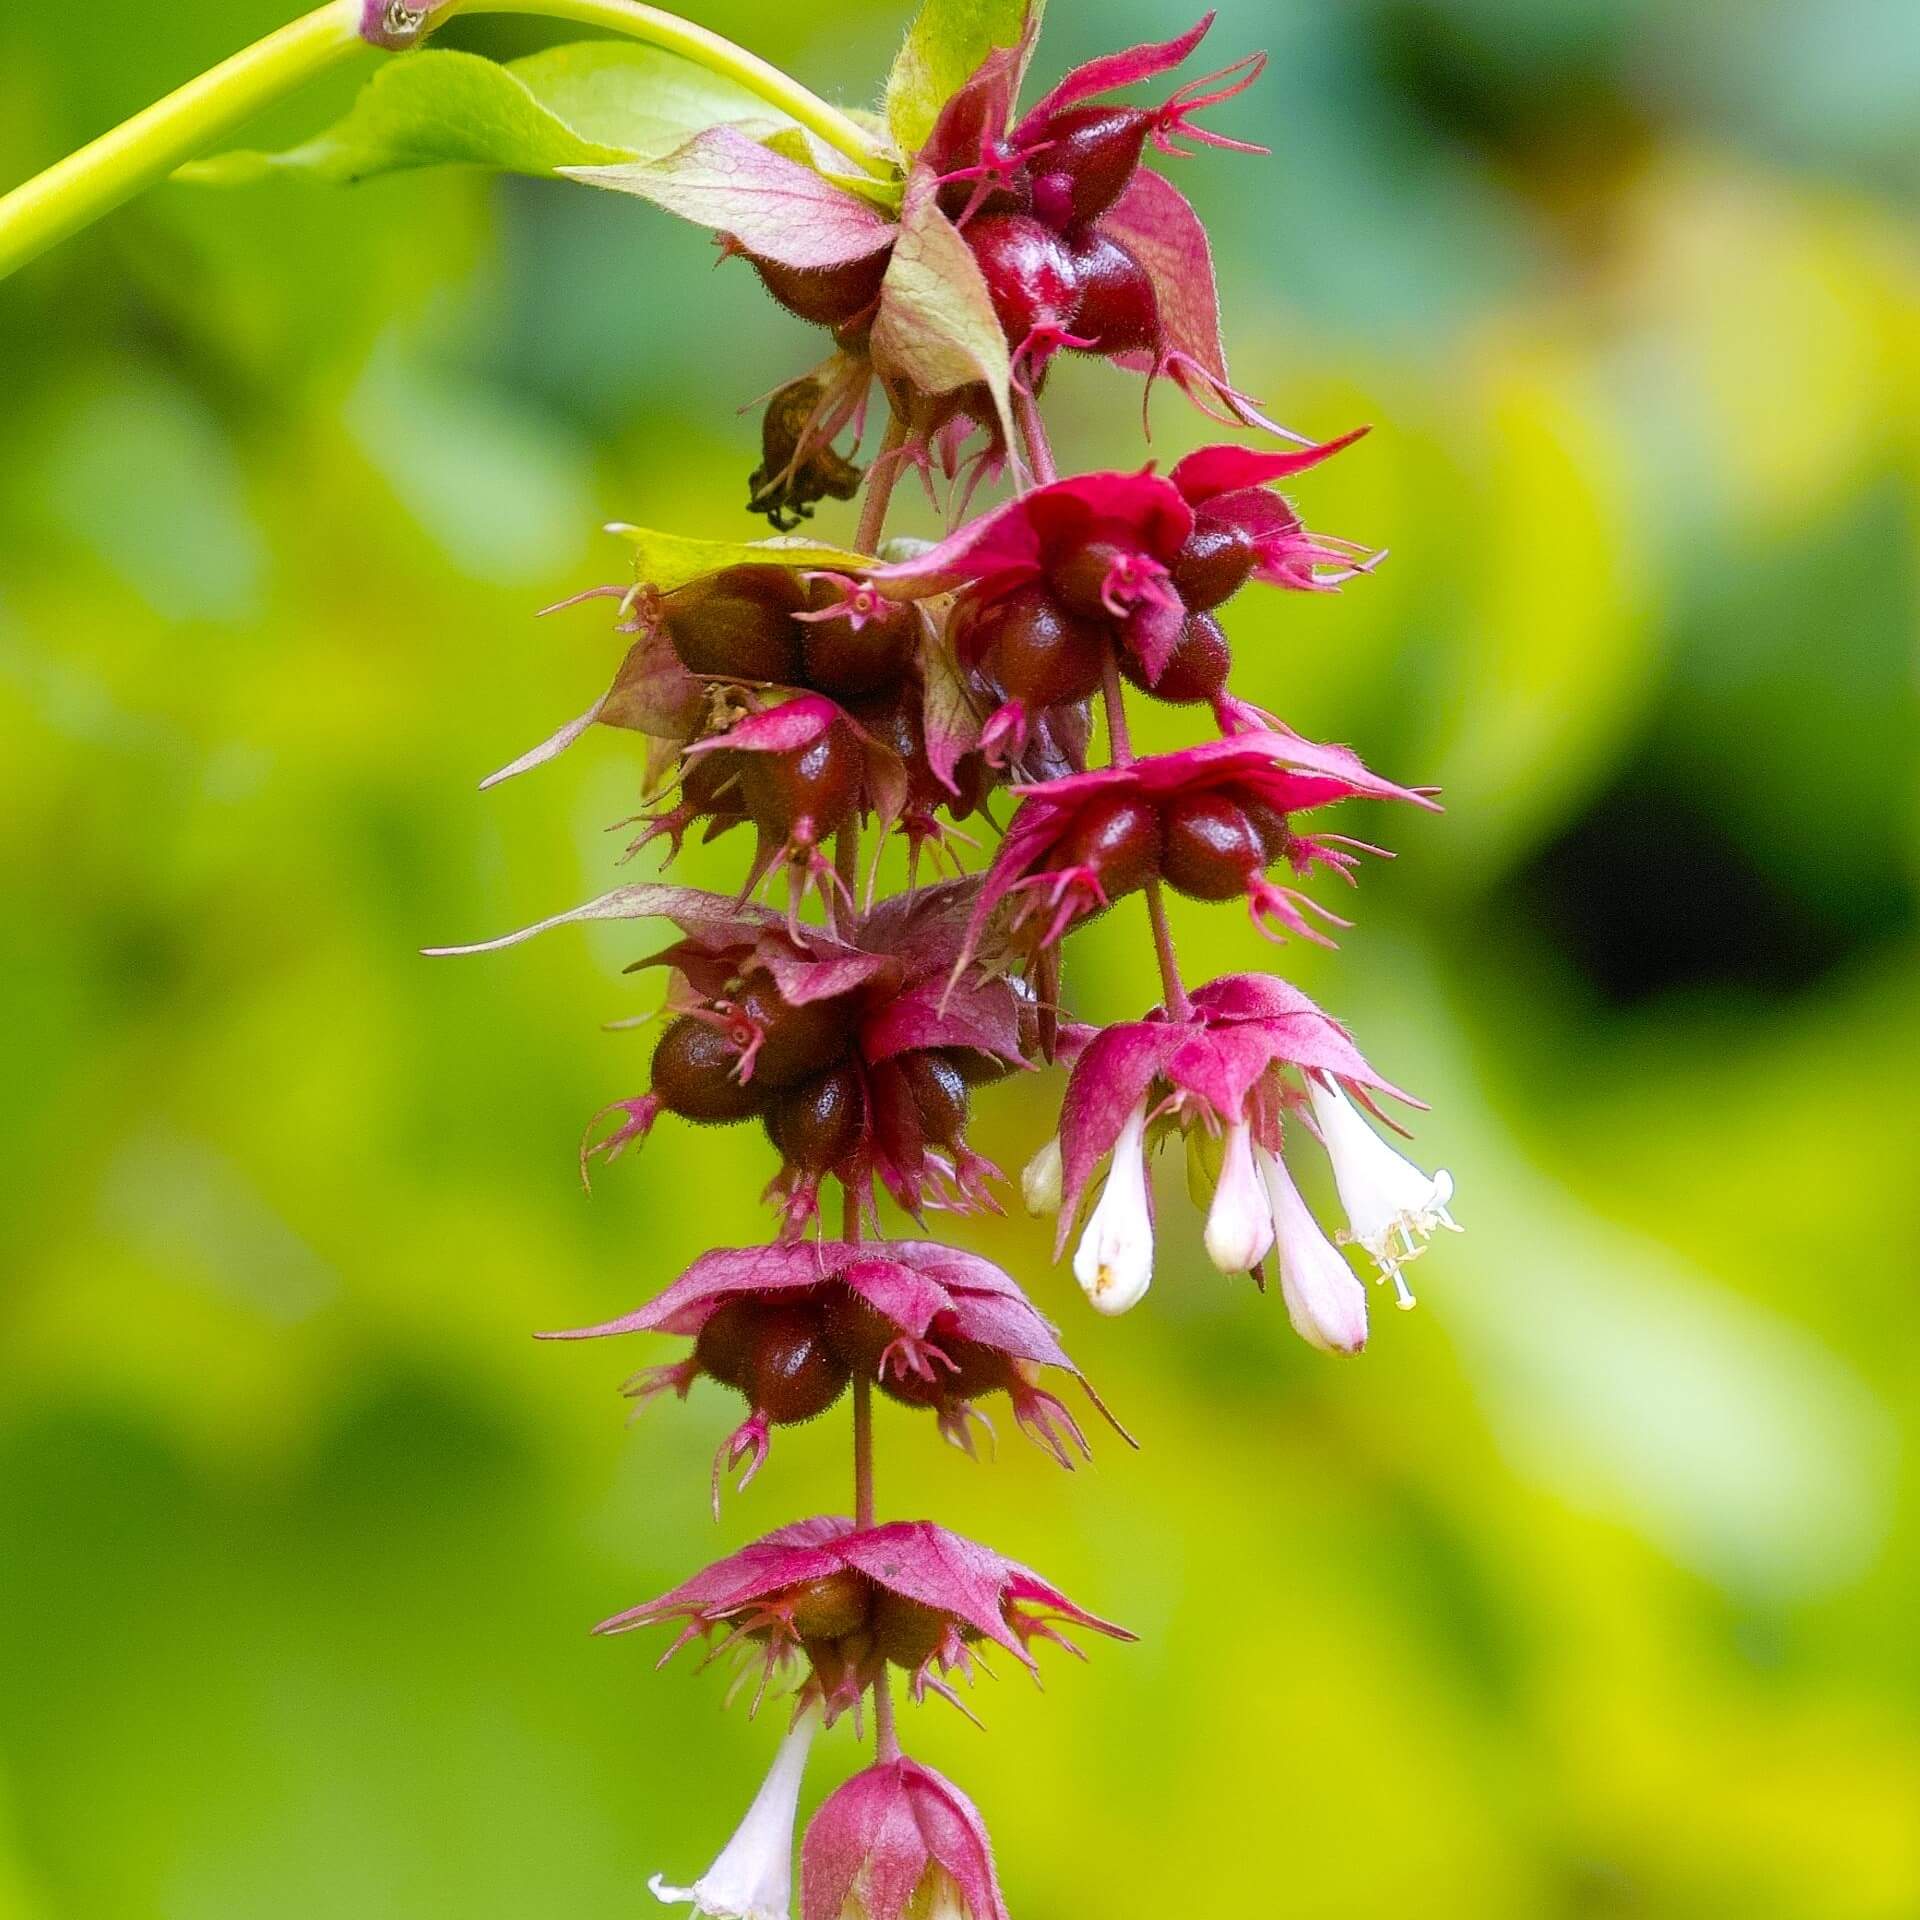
[1171,516,1257,612]
[1061,228,1160,357]
[799,585,919,701]
[748,248,891,331]
[1119,611,1231,704]
[745,1305,850,1424]
[731,979,855,1090]
[652,1016,765,1123]
[740,718,863,842]
[898,1050,970,1152]
[820,1289,899,1376]
[1047,537,1145,621]
[1057,794,1163,902]
[971,584,1108,706]
[1159,791,1266,900]
[964,214,1080,357]
[1027,106,1155,228]
[766,1061,865,1174]
[665,566,806,684]
[692,1296,762,1390]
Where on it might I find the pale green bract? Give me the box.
[883,0,1044,157]
[604,526,874,596]
[178,42,801,187]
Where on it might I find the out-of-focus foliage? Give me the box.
[3,2,1918,1916]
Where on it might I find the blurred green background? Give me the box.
[3,1,1918,1915]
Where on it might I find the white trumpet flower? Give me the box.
[1257,1145,1369,1355]
[1202,1120,1274,1274]
[1072,1101,1154,1315]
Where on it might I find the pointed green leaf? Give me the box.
[179,43,792,188]
[870,176,1015,449]
[605,526,872,595]
[884,0,1042,158]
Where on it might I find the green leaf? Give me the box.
[605,526,872,595]
[883,0,1042,158]
[179,43,791,188]
[869,177,1015,451]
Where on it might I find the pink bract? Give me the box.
[802,1758,1009,1920]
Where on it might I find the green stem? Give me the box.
[0,2,363,282]
[468,0,891,177]
[0,0,893,285]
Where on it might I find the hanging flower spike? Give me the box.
[600,1518,1131,1726]
[652,1706,820,1920]
[542,1238,1127,1493]
[802,1758,1009,1920]
[1306,1076,1460,1307]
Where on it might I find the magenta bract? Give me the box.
[802,1757,1008,1920]
[600,1516,1130,1723]
[1054,973,1418,1242]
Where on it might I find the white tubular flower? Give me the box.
[651,1707,818,1920]
[1072,1101,1154,1315]
[1306,1077,1460,1307]
[1256,1145,1369,1356]
[1202,1120,1274,1274]
[1021,1135,1064,1217]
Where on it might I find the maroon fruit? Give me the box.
[1056,794,1163,902]
[973,584,1108,706]
[749,248,891,330]
[730,979,855,1090]
[745,1305,850,1424]
[692,1296,761,1390]
[1171,515,1257,612]
[799,581,920,700]
[821,1289,899,1375]
[1061,228,1160,357]
[1119,611,1232,704]
[740,717,863,842]
[665,566,806,684]
[1027,106,1155,229]
[1160,791,1266,900]
[765,1062,865,1173]
[898,1050,970,1150]
[651,1015,765,1123]
[964,214,1080,355]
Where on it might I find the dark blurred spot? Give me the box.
[1508,771,1903,1007]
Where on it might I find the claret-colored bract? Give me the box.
[24,0,1465,1903]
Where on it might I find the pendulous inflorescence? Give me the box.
[395,8,1459,1917]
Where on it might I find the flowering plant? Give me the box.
[1,0,1460,1912]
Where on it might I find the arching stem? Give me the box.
[0,0,893,284]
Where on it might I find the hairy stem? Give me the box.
[854,411,910,556]
[0,4,363,282]
[1103,628,1190,1016]
[470,0,892,176]
[873,1667,900,1762]
[1014,388,1057,486]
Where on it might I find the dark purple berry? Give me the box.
[749,248,891,330]
[1119,611,1232,704]
[692,1296,761,1390]
[821,1289,898,1375]
[652,1016,765,1123]
[1061,228,1159,357]
[746,1306,850,1424]
[765,1062,865,1174]
[897,1050,970,1150]
[1026,106,1155,228]
[1160,791,1265,900]
[1057,794,1163,902]
[1172,516,1257,612]
[731,979,855,1090]
[964,214,1080,353]
[799,581,920,700]
[973,584,1108,706]
[665,566,806,684]
[740,718,863,842]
